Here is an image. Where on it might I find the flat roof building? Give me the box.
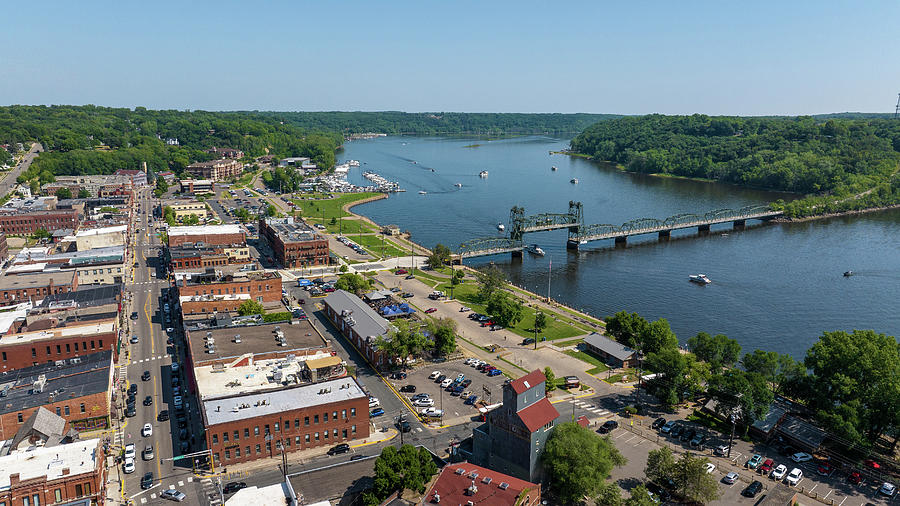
[179,179,214,195]
[167,224,245,248]
[185,318,329,369]
[322,290,393,367]
[186,159,243,181]
[258,217,329,268]
[175,269,282,316]
[0,438,106,506]
[0,270,78,305]
[0,316,118,372]
[425,462,542,506]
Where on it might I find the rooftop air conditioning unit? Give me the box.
[498,482,509,490]
[454,468,465,475]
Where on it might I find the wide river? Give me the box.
[340,136,900,358]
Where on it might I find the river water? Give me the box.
[340,136,900,358]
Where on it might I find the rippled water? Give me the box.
[341,136,900,358]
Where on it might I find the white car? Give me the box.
[368,398,380,408]
[771,464,788,480]
[166,327,174,334]
[704,463,716,474]
[171,362,179,372]
[791,452,813,463]
[413,398,435,407]
[879,482,897,497]
[440,378,453,388]
[141,423,152,437]
[123,458,135,474]
[456,373,465,381]
[124,443,136,460]
[428,371,441,380]
[459,306,471,312]
[419,407,444,417]
[786,468,803,486]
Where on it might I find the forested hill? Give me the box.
[254,111,620,136]
[570,114,900,217]
[0,105,343,186]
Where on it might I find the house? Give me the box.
[382,224,401,236]
[471,370,560,482]
[582,332,639,368]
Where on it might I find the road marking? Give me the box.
[178,480,184,486]
[810,483,818,492]
[823,490,832,499]
[140,498,147,504]
[615,431,628,439]
[187,477,193,482]
[624,435,637,443]
[150,494,156,499]
[837,496,846,506]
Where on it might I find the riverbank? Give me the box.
[774,203,900,223]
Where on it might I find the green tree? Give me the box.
[544,366,556,392]
[644,446,676,487]
[639,319,679,355]
[542,422,626,504]
[672,453,720,504]
[708,369,774,429]
[624,485,656,506]
[334,273,370,294]
[77,188,91,198]
[594,482,624,506]
[644,349,710,407]
[475,265,506,302]
[374,318,430,365]
[237,299,265,316]
[329,216,337,225]
[743,349,806,396]
[426,243,452,270]
[427,318,457,357]
[233,207,250,223]
[687,332,742,369]
[266,204,277,217]
[181,214,200,226]
[162,205,176,226]
[339,264,349,273]
[363,444,438,505]
[533,311,547,343]
[54,187,72,199]
[155,176,169,196]
[31,228,52,240]
[485,291,523,328]
[605,311,649,349]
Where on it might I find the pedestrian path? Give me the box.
[139,476,195,504]
[199,476,222,505]
[133,355,168,364]
[572,399,613,418]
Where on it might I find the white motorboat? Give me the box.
[689,274,711,285]
[418,190,427,195]
[497,223,505,231]
[551,166,557,171]
[454,183,462,187]
[570,178,578,184]
[526,244,545,256]
[479,170,489,178]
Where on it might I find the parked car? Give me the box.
[425,308,437,314]
[395,269,408,275]
[368,397,380,408]
[598,420,619,434]
[680,428,696,442]
[401,292,414,298]
[652,418,667,430]
[440,378,453,388]
[143,395,153,406]
[660,421,676,434]
[690,433,708,448]
[817,462,835,476]
[742,480,763,498]
[405,275,415,280]
[158,410,169,421]
[771,464,788,480]
[413,398,435,407]
[327,443,351,456]
[722,472,739,484]
[124,443,136,460]
[412,393,431,401]
[714,444,730,456]
[224,482,247,494]
[398,420,411,432]
[747,454,763,469]
[459,306,471,312]
[436,374,447,383]
[786,468,803,486]
[465,395,478,405]
[400,385,416,393]
[704,463,716,474]
[878,482,896,497]
[143,445,154,460]
[160,489,186,502]
[370,408,384,417]
[791,452,813,463]
[389,372,407,380]
[487,369,502,376]
[429,371,441,380]
[142,371,151,381]
[460,379,472,387]
[670,424,684,438]
[759,459,775,474]
[848,471,862,484]
[522,337,535,345]
[123,458,135,474]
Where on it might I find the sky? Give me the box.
[2,1,899,115]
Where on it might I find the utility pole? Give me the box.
[728,413,737,459]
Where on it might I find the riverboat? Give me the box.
[551,166,557,171]
[689,274,711,285]
[570,178,578,184]
[454,183,462,187]
[843,270,854,277]
[497,223,505,231]
[526,244,545,256]
[418,190,427,195]
[479,170,489,178]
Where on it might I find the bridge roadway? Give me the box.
[569,209,783,247]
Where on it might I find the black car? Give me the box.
[327,443,351,455]
[670,424,684,438]
[646,482,673,502]
[143,395,153,406]
[680,428,696,442]
[179,429,188,441]
[223,482,247,494]
[142,371,151,381]
[130,311,139,320]
[179,441,189,454]
[390,372,408,380]
[128,384,137,395]
[126,406,136,417]
[436,374,447,383]
[652,417,667,430]
[400,385,416,393]
[742,480,763,498]
[522,338,535,345]
[158,409,169,421]
[141,472,154,490]
[598,420,619,434]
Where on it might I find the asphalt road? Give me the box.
[0,143,42,196]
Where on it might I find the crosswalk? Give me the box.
[200,477,222,505]
[140,477,194,504]
[572,399,613,419]
[134,355,168,364]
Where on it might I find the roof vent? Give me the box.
[454,468,465,475]
[432,493,440,503]
[481,477,492,484]
[468,472,478,480]
[465,483,478,496]
[523,381,530,388]
[499,482,509,490]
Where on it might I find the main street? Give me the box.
[0,142,42,196]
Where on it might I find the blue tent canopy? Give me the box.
[296,278,313,286]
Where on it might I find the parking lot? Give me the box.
[386,357,510,425]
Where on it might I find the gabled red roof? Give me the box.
[426,462,540,506]
[576,415,590,428]
[509,369,546,394]
[516,397,559,432]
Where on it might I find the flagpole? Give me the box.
[546,257,552,304]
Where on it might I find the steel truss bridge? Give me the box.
[456,202,781,259]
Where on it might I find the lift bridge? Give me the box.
[456,201,782,260]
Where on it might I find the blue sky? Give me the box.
[2,1,898,115]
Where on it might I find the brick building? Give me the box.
[168,243,251,271]
[258,217,329,268]
[0,351,114,438]
[201,377,369,468]
[185,319,330,369]
[186,159,243,181]
[0,271,78,304]
[425,462,542,506]
[322,290,392,367]
[164,200,210,222]
[179,179,214,195]
[176,269,282,315]
[114,169,147,187]
[471,370,561,482]
[0,232,8,263]
[0,209,79,236]
[0,438,106,506]
[0,316,118,372]
[167,224,246,248]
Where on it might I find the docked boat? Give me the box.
[551,166,557,171]
[454,183,462,187]
[570,178,578,184]
[497,223,505,231]
[843,270,854,277]
[526,244,545,256]
[479,170,489,178]
[689,274,711,285]
[418,190,427,195]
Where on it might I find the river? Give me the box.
[339,135,900,358]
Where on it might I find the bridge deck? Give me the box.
[458,246,525,259]
[577,211,781,243]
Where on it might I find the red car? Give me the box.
[864,459,880,469]
[395,269,409,275]
[483,366,496,373]
[759,459,774,474]
[425,308,437,314]
[817,462,835,476]
[848,472,862,484]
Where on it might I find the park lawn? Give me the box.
[564,349,609,373]
[313,218,379,235]
[555,338,584,348]
[353,234,408,258]
[435,281,582,342]
[292,192,381,219]
[413,269,451,285]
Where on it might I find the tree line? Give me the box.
[605,310,900,452]
[570,114,900,218]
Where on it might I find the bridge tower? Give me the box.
[565,200,584,249]
[895,93,900,119]
[509,206,526,243]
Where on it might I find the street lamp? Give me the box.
[276,439,288,479]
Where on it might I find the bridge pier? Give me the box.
[614,236,627,245]
[566,239,580,250]
[697,224,710,233]
[511,250,523,259]
[658,230,671,240]
[733,219,746,229]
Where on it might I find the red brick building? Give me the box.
[201,377,369,467]
[0,271,78,305]
[176,270,282,315]
[0,232,8,262]
[0,317,118,372]
[167,224,246,248]
[0,439,106,506]
[0,210,79,235]
[168,243,251,271]
[425,462,542,506]
[258,217,329,268]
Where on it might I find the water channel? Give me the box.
[340,135,900,358]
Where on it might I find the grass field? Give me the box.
[352,234,408,258]
[320,219,379,235]
[564,349,609,373]
[292,192,381,219]
[555,338,585,348]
